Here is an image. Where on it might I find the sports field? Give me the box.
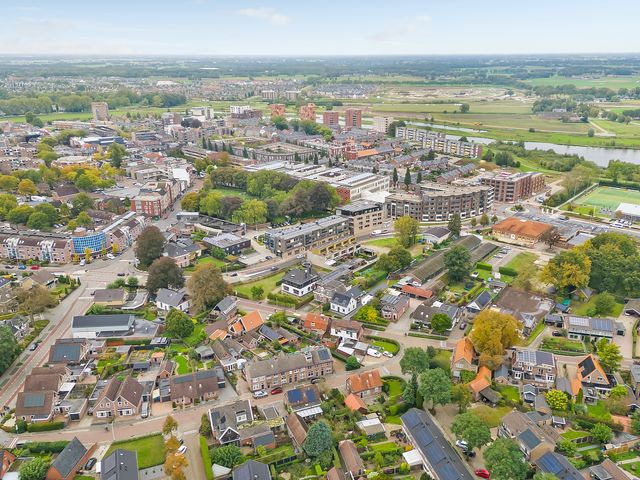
[573,186,640,211]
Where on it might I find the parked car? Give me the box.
[106,253,115,260]
[29,342,38,351]
[367,348,382,358]
[177,445,187,455]
[117,272,125,277]
[459,322,467,330]
[30,265,40,270]
[475,469,490,479]
[18,265,26,270]
[270,387,283,395]
[270,266,277,271]
[455,440,469,450]
[552,330,563,337]
[4,265,12,269]
[383,351,393,358]
[470,271,479,279]
[85,458,97,470]
[253,390,268,399]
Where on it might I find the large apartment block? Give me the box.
[385,183,494,222]
[395,127,483,158]
[372,116,394,133]
[243,347,333,392]
[335,201,385,236]
[345,109,362,129]
[269,103,286,117]
[299,103,317,122]
[322,111,340,127]
[264,215,351,258]
[131,179,181,217]
[0,234,74,264]
[480,171,545,202]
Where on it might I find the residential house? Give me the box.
[100,449,139,480]
[338,440,364,479]
[163,238,202,268]
[314,278,347,304]
[229,311,264,336]
[401,408,475,480]
[157,360,175,382]
[49,338,89,365]
[155,288,190,313]
[577,354,614,402]
[25,270,58,290]
[411,301,461,327]
[93,376,144,418]
[244,347,333,392]
[511,349,557,390]
[0,277,16,313]
[401,284,434,300]
[15,391,55,423]
[92,288,127,308]
[232,460,271,480]
[169,369,220,405]
[589,459,629,480]
[203,233,250,256]
[330,318,364,342]
[211,339,246,372]
[303,312,331,336]
[356,414,386,438]
[286,413,308,452]
[0,450,16,480]
[285,384,322,418]
[450,337,478,381]
[346,370,383,399]
[326,468,347,480]
[422,226,451,245]
[210,296,238,321]
[467,290,493,314]
[344,393,368,413]
[380,293,410,321]
[281,266,319,297]
[46,437,95,480]
[535,451,583,480]
[566,316,615,341]
[209,400,274,449]
[499,411,555,461]
[0,316,29,342]
[330,289,359,316]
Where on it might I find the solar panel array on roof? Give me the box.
[569,316,589,327]
[538,452,562,475]
[24,392,45,408]
[306,387,317,403]
[103,452,116,473]
[287,389,303,404]
[173,375,192,384]
[317,349,330,361]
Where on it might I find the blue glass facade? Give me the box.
[72,232,107,254]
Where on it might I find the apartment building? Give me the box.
[481,171,545,202]
[264,215,351,258]
[335,201,385,236]
[344,109,362,129]
[322,111,340,128]
[0,234,74,264]
[261,90,278,101]
[299,103,317,122]
[269,103,286,117]
[385,183,494,222]
[243,347,333,392]
[91,102,109,121]
[511,349,557,389]
[395,127,483,158]
[372,116,394,133]
[131,179,181,217]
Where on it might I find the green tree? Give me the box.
[392,167,398,186]
[251,286,264,300]
[75,211,94,228]
[545,389,568,411]
[71,192,94,215]
[444,245,471,282]
[345,355,360,371]
[479,214,490,227]
[416,171,423,183]
[181,192,200,212]
[75,173,97,191]
[163,415,178,435]
[146,257,184,294]
[470,218,477,227]
[0,325,21,376]
[17,178,37,196]
[26,211,51,230]
[451,383,472,413]
[135,226,166,267]
[483,438,527,480]
[418,368,451,408]
[209,445,242,468]
[594,292,616,316]
[232,199,268,226]
[460,103,470,113]
[19,457,49,480]
[400,347,432,374]
[448,213,462,237]
[451,412,491,451]
[394,215,419,248]
[534,474,560,480]
[404,168,411,189]
[556,438,577,457]
[186,263,228,312]
[165,309,194,339]
[631,410,640,435]
[303,421,333,457]
[541,249,591,290]
[403,373,418,407]
[17,286,56,326]
[7,205,34,224]
[591,423,613,444]
[107,142,126,168]
[596,338,622,372]
[431,313,452,334]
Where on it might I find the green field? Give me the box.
[234,271,285,298]
[471,405,512,428]
[525,75,640,89]
[573,186,640,211]
[505,252,538,271]
[105,434,165,469]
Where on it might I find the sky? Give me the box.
[2,0,640,56]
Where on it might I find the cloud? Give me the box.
[367,16,431,44]
[237,7,290,26]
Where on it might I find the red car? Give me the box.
[475,469,490,479]
[270,387,283,395]
[30,265,40,270]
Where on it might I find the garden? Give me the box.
[105,434,165,469]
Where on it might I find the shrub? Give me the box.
[200,436,214,480]
[498,266,517,276]
[21,441,69,453]
[476,262,492,271]
[27,421,65,432]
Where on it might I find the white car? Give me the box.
[382,351,393,358]
[177,445,187,455]
[253,390,268,399]
[367,348,381,358]
[455,440,469,450]
[79,259,85,266]
[106,253,115,260]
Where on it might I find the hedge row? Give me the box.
[476,262,493,271]
[498,266,517,277]
[408,332,447,340]
[27,421,65,432]
[200,436,214,480]
[367,336,400,351]
[20,441,69,453]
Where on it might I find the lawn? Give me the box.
[609,450,640,462]
[234,271,285,298]
[431,349,452,373]
[105,434,165,469]
[211,187,252,200]
[572,186,640,211]
[372,339,399,355]
[540,337,586,354]
[363,237,399,249]
[471,405,512,428]
[494,384,520,403]
[561,429,590,440]
[587,401,612,421]
[572,295,624,317]
[174,355,191,374]
[504,252,538,271]
[369,442,401,453]
[525,74,640,90]
[621,461,640,475]
[525,322,546,346]
[383,378,405,397]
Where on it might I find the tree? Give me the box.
[431,313,452,334]
[19,457,49,480]
[404,168,411,189]
[181,192,200,212]
[232,199,268,226]
[199,413,212,437]
[127,276,139,288]
[451,383,472,413]
[0,325,21,376]
[403,373,418,407]
[470,218,477,227]
[448,213,462,237]
[394,216,419,248]
[17,179,37,196]
[460,103,470,113]
[400,347,432,374]
[210,445,242,468]
[163,415,178,435]
[107,142,126,168]
[147,257,184,294]
[594,292,616,316]
[165,309,194,339]
[392,167,398,186]
[165,435,181,453]
[596,338,622,372]
[591,423,613,444]
[631,411,640,435]
[416,171,423,183]
[26,211,51,230]
[540,228,561,249]
[135,226,166,267]
[483,438,527,480]
[479,214,490,227]
[84,247,92,264]
[345,355,360,371]
[75,211,94,228]
[17,286,56,325]
[75,173,97,191]
[7,205,34,224]
[556,438,577,457]
[164,452,188,480]
[444,245,471,282]
[251,286,264,300]
[545,389,568,411]
[418,368,451,408]
[303,421,333,457]
[470,310,521,368]
[541,249,591,290]
[451,412,491,451]
[186,263,228,312]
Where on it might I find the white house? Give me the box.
[330,286,363,316]
[155,288,190,313]
[281,266,319,297]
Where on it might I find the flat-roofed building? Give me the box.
[264,215,351,258]
[336,200,385,236]
[71,314,134,339]
[322,111,340,128]
[481,171,545,203]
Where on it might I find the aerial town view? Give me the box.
[2,2,640,480]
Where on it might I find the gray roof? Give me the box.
[233,460,271,480]
[259,325,280,342]
[204,233,248,249]
[245,347,332,380]
[72,314,134,330]
[164,239,200,258]
[101,449,139,480]
[52,437,87,479]
[213,296,236,314]
[536,451,584,480]
[515,349,555,368]
[156,288,187,307]
[331,292,353,308]
[470,290,492,309]
[50,339,86,363]
[518,428,542,450]
[631,365,640,384]
[567,316,614,334]
[93,288,126,303]
[282,268,318,287]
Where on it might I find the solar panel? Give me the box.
[306,388,317,402]
[317,349,330,361]
[103,452,116,473]
[538,453,563,475]
[24,392,45,408]
[287,389,303,403]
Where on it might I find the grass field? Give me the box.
[431,349,452,373]
[105,434,165,469]
[471,405,512,428]
[525,75,640,89]
[363,237,399,248]
[561,429,590,440]
[573,186,640,211]
[505,252,538,271]
[372,339,400,355]
[572,295,624,317]
[174,355,191,374]
[430,112,593,134]
[234,271,285,298]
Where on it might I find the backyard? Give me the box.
[105,434,165,469]
[571,295,624,317]
[234,272,285,298]
[470,405,512,428]
[540,337,586,354]
[504,252,538,271]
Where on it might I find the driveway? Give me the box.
[183,431,206,480]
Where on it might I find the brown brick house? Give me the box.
[93,376,143,419]
[46,437,96,480]
[346,370,383,399]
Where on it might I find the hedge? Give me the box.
[367,336,400,352]
[20,441,69,453]
[27,421,65,432]
[476,262,492,271]
[408,332,447,340]
[498,266,517,277]
[267,292,313,309]
[200,436,213,480]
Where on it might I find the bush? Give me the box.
[476,262,492,271]
[498,266,517,277]
[27,421,65,432]
[21,441,69,453]
[200,436,214,480]
[345,356,360,370]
